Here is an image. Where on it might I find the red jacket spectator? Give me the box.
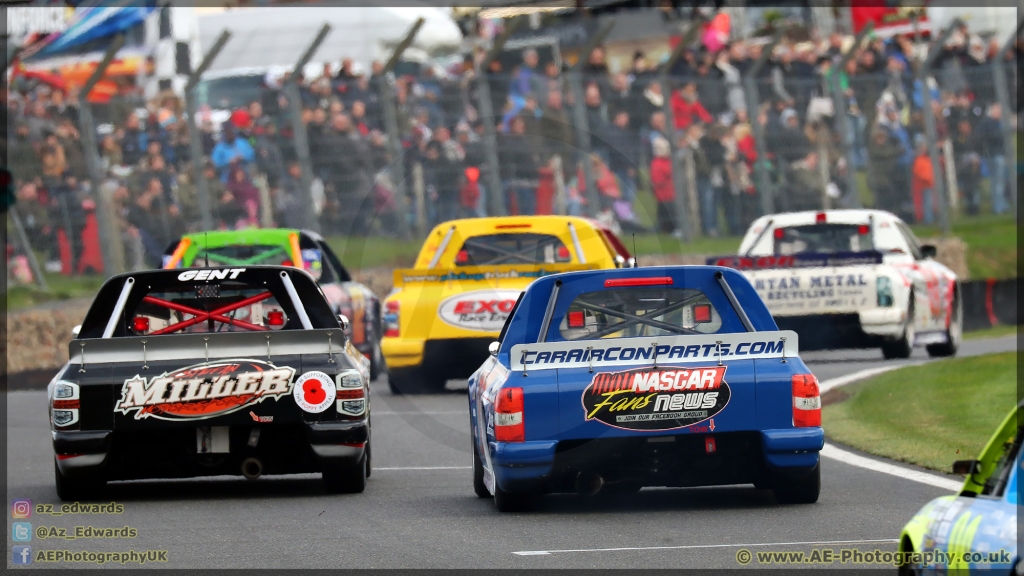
[650,156,674,202]
[670,85,712,130]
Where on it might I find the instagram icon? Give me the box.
[11,499,32,519]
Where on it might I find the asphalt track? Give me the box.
[5,335,1017,569]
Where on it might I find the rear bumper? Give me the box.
[381,337,424,368]
[53,420,368,480]
[857,308,906,338]
[383,337,495,379]
[488,428,822,494]
[775,314,897,349]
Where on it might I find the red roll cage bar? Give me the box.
[141,291,273,335]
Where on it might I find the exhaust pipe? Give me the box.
[241,457,263,480]
[575,471,604,497]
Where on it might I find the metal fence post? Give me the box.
[921,19,963,235]
[568,21,615,218]
[745,28,784,218]
[992,18,1023,220]
[475,18,524,218]
[658,16,708,240]
[78,34,126,276]
[8,207,48,291]
[286,23,331,234]
[184,29,231,232]
[829,22,873,209]
[378,18,424,237]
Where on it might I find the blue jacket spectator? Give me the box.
[211,125,255,183]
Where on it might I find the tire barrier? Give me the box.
[961,278,1018,332]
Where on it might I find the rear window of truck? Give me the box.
[773,224,874,254]
[557,287,723,341]
[454,233,572,266]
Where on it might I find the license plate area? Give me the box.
[196,426,230,453]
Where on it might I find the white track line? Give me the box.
[513,538,898,556]
[820,444,962,492]
[374,466,471,471]
[818,362,924,394]
[818,366,962,492]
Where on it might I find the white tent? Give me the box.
[197,5,462,76]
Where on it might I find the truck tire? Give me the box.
[927,289,961,358]
[369,307,386,382]
[472,444,490,499]
[882,300,915,360]
[322,452,368,494]
[494,484,534,512]
[54,460,105,501]
[771,463,820,504]
[387,368,445,395]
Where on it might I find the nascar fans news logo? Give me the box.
[116,360,295,420]
[437,289,520,332]
[582,366,730,431]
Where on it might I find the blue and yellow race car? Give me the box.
[468,265,824,511]
[898,400,1021,575]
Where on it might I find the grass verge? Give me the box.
[964,324,1019,340]
[822,352,1017,472]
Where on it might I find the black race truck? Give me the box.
[48,266,372,499]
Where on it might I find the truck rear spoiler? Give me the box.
[68,329,344,367]
[707,251,885,270]
[392,264,597,289]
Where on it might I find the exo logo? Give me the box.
[438,289,522,333]
[453,299,516,315]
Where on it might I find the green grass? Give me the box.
[6,272,106,310]
[911,213,1017,279]
[822,352,1017,472]
[963,324,1019,340]
[324,236,423,269]
[5,213,1015,312]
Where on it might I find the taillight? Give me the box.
[858,224,870,235]
[876,276,894,307]
[494,387,524,442]
[792,374,821,427]
[456,250,469,264]
[815,212,827,223]
[604,277,674,287]
[267,310,286,326]
[335,369,365,416]
[693,304,712,323]
[568,310,585,328]
[384,300,400,337]
[133,316,150,332]
[556,246,571,260]
[773,228,785,239]
[52,381,80,429]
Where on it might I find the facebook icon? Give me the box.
[12,545,32,565]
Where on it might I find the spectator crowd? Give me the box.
[5,18,1020,273]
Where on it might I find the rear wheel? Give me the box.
[388,368,446,395]
[54,460,105,501]
[771,463,820,504]
[368,307,386,381]
[493,484,535,513]
[472,443,490,498]
[927,289,961,358]
[882,299,915,360]
[897,538,923,576]
[322,451,368,494]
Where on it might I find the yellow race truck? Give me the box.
[381,216,633,393]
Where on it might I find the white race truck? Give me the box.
[708,210,961,358]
